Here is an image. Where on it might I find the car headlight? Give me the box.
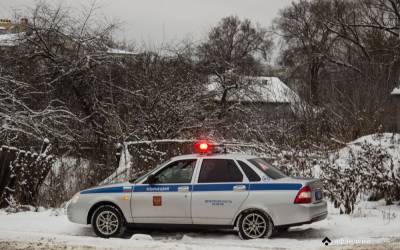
[71,193,80,204]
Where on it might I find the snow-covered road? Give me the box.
[0,201,399,250]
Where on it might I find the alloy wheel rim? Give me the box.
[242,213,267,239]
[96,211,119,235]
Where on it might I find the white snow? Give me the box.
[0,33,23,46]
[391,87,400,95]
[0,202,399,249]
[107,48,135,55]
[101,142,133,185]
[335,133,400,172]
[0,209,91,236]
[130,234,154,241]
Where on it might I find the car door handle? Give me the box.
[178,186,190,192]
[233,185,247,191]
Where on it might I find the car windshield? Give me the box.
[132,160,171,184]
[248,158,287,179]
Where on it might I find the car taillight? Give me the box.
[294,186,312,204]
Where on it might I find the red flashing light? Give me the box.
[194,141,212,154]
[294,186,312,204]
[199,143,208,150]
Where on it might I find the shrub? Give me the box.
[321,142,400,214]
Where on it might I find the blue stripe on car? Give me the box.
[80,183,302,194]
[133,185,186,192]
[250,183,302,190]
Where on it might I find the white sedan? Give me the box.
[67,142,327,239]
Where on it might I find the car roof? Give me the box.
[170,153,258,161]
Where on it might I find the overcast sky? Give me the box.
[0,0,293,44]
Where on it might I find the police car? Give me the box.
[67,141,327,240]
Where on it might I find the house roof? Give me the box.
[0,33,23,47]
[0,32,135,56]
[207,76,300,104]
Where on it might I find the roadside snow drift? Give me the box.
[0,201,399,249]
[335,133,400,171]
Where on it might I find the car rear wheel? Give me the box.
[238,211,273,240]
[91,205,126,238]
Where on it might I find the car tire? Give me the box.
[91,205,126,238]
[238,210,274,240]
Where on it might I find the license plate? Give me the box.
[315,190,322,200]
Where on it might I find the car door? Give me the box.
[191,158,249,225]
[131,159,196,224]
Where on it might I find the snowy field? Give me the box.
[0,201,399,250]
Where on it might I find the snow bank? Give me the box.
[321,133,400,213]
[391,87,400,95]
[130,234,153,241]
[335,133,400,172]
[0,202,399,249]
[0,209,92,236]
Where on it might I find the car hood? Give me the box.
[80,182,131,193]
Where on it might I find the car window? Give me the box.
[151,159,196,184]
[248,158,287,179]
[133,160,170,184]
[198,159,243,183]
[237,160,261,182]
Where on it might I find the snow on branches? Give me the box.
[0,139,54,210]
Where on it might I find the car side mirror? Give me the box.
[147,174,156,184]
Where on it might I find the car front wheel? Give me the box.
[238,211,274,240]
[91,205,126,238]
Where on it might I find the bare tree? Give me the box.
[198,16,273,118]
[0,76,80,145]
[274,0,337,105]
[0,2,125,191]
[275,0,400,141]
